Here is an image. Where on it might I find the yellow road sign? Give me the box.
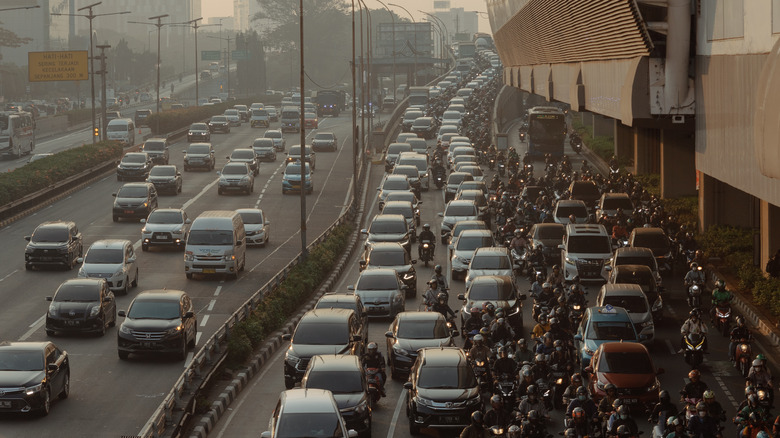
[28,51,89,82]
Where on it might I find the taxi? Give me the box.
[573,305,643,371]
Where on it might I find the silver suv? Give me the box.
[77,239,139,295]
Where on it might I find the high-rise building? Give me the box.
[434,7,477,42]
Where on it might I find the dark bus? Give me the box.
[527,106,567,157]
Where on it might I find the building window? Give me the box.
[706,0,744,40]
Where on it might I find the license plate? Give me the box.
[229,182,238,186]
[441,416,460,424]
[624,398,638,404]
[124,210,134,214]
[141,342,156,349]
[0,401,11,408]
[66,320,79,326]
[154,234,169,240]
[203,268,216,274]
[369,306,383,313]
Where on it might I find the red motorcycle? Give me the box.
[365,367,383,406]
[734,338,752,377]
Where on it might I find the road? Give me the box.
[209,121,754,438]
[0,111,356,437]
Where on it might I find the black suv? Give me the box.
[116,152,152,181]
[141,138,169,165]
[24,221,83,271]
[117,290,197,360]
[45,278,116,336]
[112,182,158,222]
[0,341,70,416]
[208,115,231,133]
[282,308,365,389]
[183,142,216,171]
[404,347,481,434]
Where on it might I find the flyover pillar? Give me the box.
[760,201,780,273]
[659,129,696,198]
[633,127,658,175]
[698,173,754,232]
[593,115,613,138]
[614,122,634,167]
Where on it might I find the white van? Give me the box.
[184,210,246,280]
[106,118,136,146]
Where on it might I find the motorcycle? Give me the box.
[549,365,568,410]
[713,303,731,337]
[528,260,548,283]
[494,374,518,411]
[498,162,506,177]
[519,131,527,142]
[511,247,528,275]
[568,303,585,327]
[682,332,706,369]
[446,318,460,338]
[419,240,433,267]
[472,358,493,402]
[733,338,752,377]
[365,367,383,406]
[687,283,703,309]
[489,156,496,170]
[536,378,554,412]
[571,139,583,154]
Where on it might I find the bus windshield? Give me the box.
[529,113,566,144]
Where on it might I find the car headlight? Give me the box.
[584,346,595,356]
[25,383,44,395]
[455,255,468,264]
[286,350,300,365]
[224,254,236,261]
[184,251,194,262]
[414,395,434,407]
[641,320,654,329]
[165,325,183,335]
[120,324,132,334]
[90,305,100,317]
[77,269,86,278]
[354,399,369,415]
[565,256,574,264]
[172,227,184,235]
[113,268,124,279]
[220,177,228,184]
[652,298,663,312]
[393,343,411,357]
[48,304,56,317]
[142,202,149,208]
[241,176,250,183]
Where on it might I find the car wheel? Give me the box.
[284,377,295,390]
[118,350,129,360]
[408,412,420,435]
[121,279,129,296]
[177,339,187,361]
[186,272,193,279]
[113,215,119,222]
[59,372,70,400]
[177,184,182,194]
[38,388,51,416]
[132,270,138,287]
[141,243,148,252]
[98,318,106,337]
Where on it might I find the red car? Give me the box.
[304,112,318,129]
[585,342,664,411]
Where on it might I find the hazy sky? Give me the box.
[200,0,490,33]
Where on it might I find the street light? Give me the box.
[206,34,234,99]
[0,5,40,12]
[419,11,445,73]
[351,0,358,206]
[388,3,416,86]
[52,2,130,144]
[130,14,169,135]
[171,18,218,107]
[374,0,396,101]
[297,0,307,258]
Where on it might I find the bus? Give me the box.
[0,111,35,158]
[527,106,567,157]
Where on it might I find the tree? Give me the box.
[0,23,31,62]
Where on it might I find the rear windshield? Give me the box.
[456,235,492,251]
[572,182,600,197]
[397,319,449,339]
[445,204,477,216]
[556,205,588,217]
[238,211,263,224]
[382,206,413,219]
[122,154,146,163]
[188,144,210,154]
[264,131,282,138]
[448,174,471,185]
[417,364,477,389]
[470,254,510,269]
[314,133,334,140]
[602,197,634,210]
[615,256,655,268]
[356,274,398,290]
[276,413,342,438]
[602,295,647,313]
[633,233,669,249]
[369,250,406,266]
[149,166,176,177]
[305,370,364,394]
[383,179,409,190]
[598,351,653,374]
[293,322,348,344]
[536,227,564,240]
[568,236,611,253]
[468,281,513,301]
[369,220,406,234]
[231,149,255,159]
[143,141,165,151]
[387,144,412,155]
[587,321,636,341]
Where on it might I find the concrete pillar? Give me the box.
[760,201,780,273]
[593,115,614,138]
[697,172,754,232]
[698,172,717,233]
[614,122,634,168]
[634,127,653,174]
[659,128,696,198]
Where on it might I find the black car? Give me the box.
[311,132,338,152]
[385,311,456,378]
[227,148,259,175]
[45,278,116,336]
[146,164,183,195]
[208,115,231,133]
[24,221,83,271]
[404,347,481,434]
[112,182,158,222]
[0,341,70,416]
[116,152,152,181]
[117,290,197,360]
[134,109,152,127]
[140,138,169,165]
[187,122,211,142]
[183,142,216,171]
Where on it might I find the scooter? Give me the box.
[687,284,703,309]
[419,240,434,267]
[733,338,752,377]
[365,367,383,406]
[683,332,706,369]
[713,303,731,337]
[498,162,506,177]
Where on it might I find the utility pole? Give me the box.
[298,0,307,259]
[130,14,170,134]
[96,44,110,142]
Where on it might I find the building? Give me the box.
[234,0,249,32]
[433,7,478,43]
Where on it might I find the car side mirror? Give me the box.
[411,260,417,265]
[45,296,53,301]
[24,235,31,241]
[127,257,136,263]
[183,311,194,319]
[604,265,612,272]
[417,201,423,205]
[360,229,368,234]
[282,333,292,341]
[348,430,358,438]
[226,156,230,159]
[140,219,147,224]
[347,285,355,291]
[438,212,443,217]
[573,334,583,341]
[265,220,271,225]
[385,331,395,338]
[351,335,362,342]
[457,294,466,300]
[403,382,413,390]
[112,193,117,197]
[261,432,271,438]
[118,310,127,317]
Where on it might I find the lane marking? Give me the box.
[196,331,202,345]
[29,314,45,328]
[214,286,222,296]
[208,299,216,311]
[387,385,407,438]
[20,315,45,341]
[200,314,210,327]
[0,269,18,282]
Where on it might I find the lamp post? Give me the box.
[420,11,445,73]
[351,0,358,206]
[52,2,129,144]
[130,14,169,135]
[171,19,217,107]
[374,0,395,101]
[357,0,372,154]
[298,0,307,258]
[206,34,233,99]
[96,44,110,141]
[388,3,416,86]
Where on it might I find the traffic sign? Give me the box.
[231,50,248,60]
[201,50,220,61]
[28,51,88,82]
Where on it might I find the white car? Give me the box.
[465,247,514,288]
[223,109,242,126]
[237,208,270,247]
[450,229,494,281]
[77,239,139,295]
[140,208,191,251]
[264,129,286,151]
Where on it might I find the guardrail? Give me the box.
[137,152,370,438]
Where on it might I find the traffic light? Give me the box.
[94,126,99,137]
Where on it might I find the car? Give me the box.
[404,347,481,434]
[24,221,83,271]
[397,152,430,191]
[282,308,366,389]
[385,311,456,378]
[301,355,373,437]
[45,278,116,336]
[183,142,216,171]
[227,148,259,175]
[376,174,412,209]
[250,108,270,127]
[77,239,139,295]
[116,152,152,181]
[223,108,242,126]
[454,189,489,221]
[573,306,641,371]
[604,247,662,287]
[311,132,337,151]
[380,200,418,241]
[441,110,463,128]
[117,289,197,360]
[528,223,566,259]
[553,199,590,224]
[606,264,664,321]
[559,224,613,282]
[348,267,408,320]
[261,388,359,438]
[252,138,277,162]
[396,132,418,144]
[392,164,422,193]
[146,164,182,195]
[218,162,255,195]
[453,158,479,171]
[596,193,634,219]
[112,182,158,222]
[439,200,480,244]
[187,122,211,142]
[359,242,417,299]
[628,227,674,273]
[140,138,169,165]
[456,275,526,333]
[234,104,250,122]
[267,106,279,122]
[595,283,654,344]
[401,109,423,132]
[208,115,231,133]
[584,342,663,407]
[569,180,601,209]
[140,208,191,251]
[405,138,429,155]
[410,116,437,139]
[362,214,412,254]
[449,229,494,280]
[449,220,489,257]
[385,191,422,225]
[286,144,316,169]
[385,143,413,172]
[282,161,313,194]
[0,341,70,416]
[237,208,270,247]
[382,96,396,111]
[444,172,474,203]
[314,293,368,330]
[105,110,121,123]
[465,246,514,287]
[304,112,318,129]
[437,125,460,143]
[458,180,489,198]
[264,129,286,151]
[134,108,152,126]
[438,132,459,149]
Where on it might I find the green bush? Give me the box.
[700,225,753,260]
[571,119,616,164]
[0,141,122,206]
[753,277,780,317]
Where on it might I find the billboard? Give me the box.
[28,51,88,82]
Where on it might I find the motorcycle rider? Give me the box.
[747,358,774,405]
[729,316,753,362]
[417,224,436,260]
[665,416,688,438]
[609,405,639,437]
[681,369,709,402]
[566,386,599,420]
[649,390,679,437]
[680,309,709,353]
[612,220,629,246]
[522,410,548,438]
[536,332,555,355]
[562,373,585,407]
[484,394,511,430]
[463,307,484,338]
[422,279,440,309]
[515,338,535,365]
[493,347,518,377]
[687,402,721,438]
[710,280,733,322]
[702,390,727,426]
[517,385,549,421]
[432,264,449,292]
[469,334,492,364]
[568,407,596,437]
[533,282,555,320]
[491,317,515,345]
[530,353,551,382]
[685,262,706,288]
[547,265,565,289]
[460,411,489,438]
[361,342,387,397]
[509,229,528,254]
[598,386,619,433]
[530,274,545,300]
[532,314,551,339]
[431,292,456,320]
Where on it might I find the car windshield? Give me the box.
[0,350,44,371]
[56,284,98,302]
[107,124,128,132]
[314,133,334,141]
[128,300,181,319]
[598,351,654,374]
[447,174,470,185]
[370,250,406,266]
[445,204,476,216]
[252,139,273,148]
[556,206,588,217]
[187,230,234,245]
[470,255,510,269]
[265,131,282,138]
[452,224,485,238]
[404,112,423,120]
[387,145,412,155]
[369,220,406,234]
[293,323,348,345]
[32,227,68,242]
[398,319,449,339]
[211,116,227,122]
[191,123,207,130]
[117,186,148,198]
[232,150,255,159]
[147,210,183,224]
[394,167,418,179]
[587,321,636,340]
[149,166,176,177]
[285,164,310,176]
[383,179,409,190]
[615,256,655,267]
[572,182,600,197]
[188,145,210,154]
[615,271,655,291]
[603,198,634,210]
[400,159,427,171]
[417,364,477,389]
[633,233,669,249]
[84,248,123,264]
[306,370,364,394]
[356,274,398,290]
[222,165,248,175]
[252,110,268,116]
[536,227,564,240]
[122,154,146,164]
[386,192,416,204]
[603,296,647,313]
[238,211,263,224]
[456,235,492,251]
[224,110,239,115]
[276,412,343,438]
[144,142,165,151]
[568,236,611,253]
[289,146,312,156]
[413,119,431,127]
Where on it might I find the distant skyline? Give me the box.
[200,0,490,33]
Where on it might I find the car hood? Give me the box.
[356,289,400,302]
[122,318,181,331]
[533,237,562,247]
[186,153,210,158]
[442,215,478,228]
[0,370,45,387]
[52,301,97,316]
[253,147,274,154]
[290,343,352,358]
[80,263,122,276]
[143,223,185,233]
[26,241,67,250]
[365,264,412,274]
[147,176,175,183]
[119,163,146,169]
[367,233,407,243]
[597,372,655,389]
[332,393,367,410]
[416,386,479,401]
[452,249,477,261]
[312,139,333,144]
[116,196,148,205]
[187,245,228,256]
[244,224,265,233]
[396,337,450,352]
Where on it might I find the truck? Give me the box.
[314,90,343,116]
[407,86,430,108]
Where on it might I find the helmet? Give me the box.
[515,229,523,236]
[659,390,670,403]
[486,303,496,313]
[757,353,767,361]
[423,223,430,231]
[749,411,761,424]
[552,264,560,271]
[576,386,587,398]
[571,373,583,385]
[572,407,585,419]
[757,432,770,438]
[542,282,551,289]
[495,309,505,318]
[434,265,442,274]
[689,309,700,318]
[617,405,630,419]
[437,292,447,301]
[689,262,699,270]
[490,394,502,405]
[470,307,481,316]
[522,368,533,378]
[745,385,755,396]
[482,314,491,324]
[554,339,563,348]
[667,416,680,427]
[508,425,521,437]
[752,358,763,367]
[527,385,538,396]
[479,327,490,337]
[536,273,544,282]
[427,279,437,286]
[473,334,484,343]
[616,425,631,437]
[535,353,546,363]
[605,383,617,393]
[716,279,725,288]
[517,338,527,347]
[527,410,539,421]
[549,317,559,326]
[367,342,377,352]
[688,369,700,381]
[498,347,508,358]
[496,317,506,326]
[748,394,759,406]
[612,399,623,410]
[471,410,484,425]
